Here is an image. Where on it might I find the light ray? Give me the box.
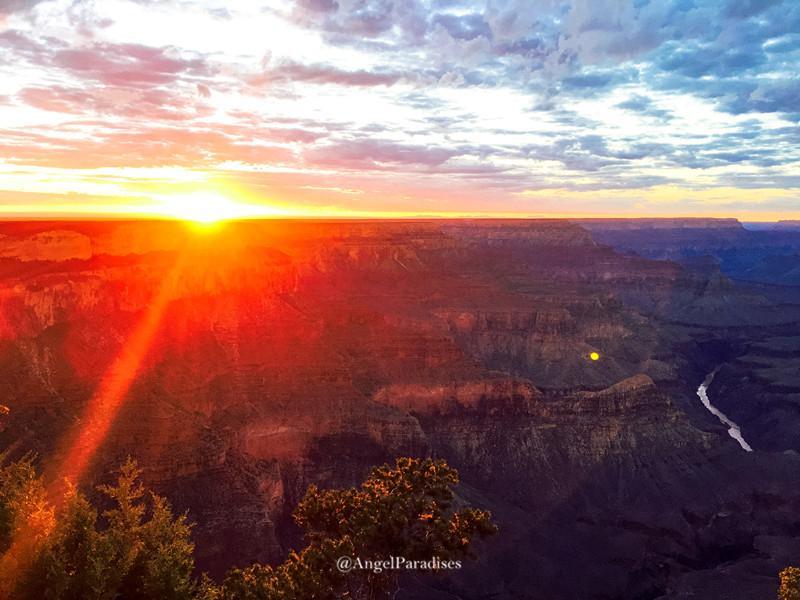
[0,247,191,594]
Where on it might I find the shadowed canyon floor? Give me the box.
[0,218,798,599]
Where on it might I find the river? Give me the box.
[696,369,753,452]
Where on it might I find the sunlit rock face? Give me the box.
[0,219,798,599]
[0,229,92,262]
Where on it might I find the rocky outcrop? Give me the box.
[776,220,800,230]
[442,219,597,247]
[0,229,92,262]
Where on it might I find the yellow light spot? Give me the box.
[590,352,600,361]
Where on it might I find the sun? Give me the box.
[155,191,265,225]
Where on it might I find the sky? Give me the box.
[0,0,798,220]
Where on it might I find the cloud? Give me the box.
[252,59,408,88]
[53,43,212,86]
[430,11,491,41]
[0,119,302,169]
[0,28,62,62]
[615,94,672,120]
[741,81,800,114]
[658,43,767,79]
[0,0,46,16]
[19,83,212,122]
[304,138,460,170]
[1,29,215,94]
[427,22,493,69]
[562,73,612,88]
[294,0,338,16]
[1,0,799,216]
[723,0,780,19]
[290,0,427,44]
[206,6,231,20]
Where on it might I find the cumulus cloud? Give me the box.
[290,0,427,44]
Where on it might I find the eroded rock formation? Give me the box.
[0,219,797,599]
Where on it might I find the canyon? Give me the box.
[0,218,798,599]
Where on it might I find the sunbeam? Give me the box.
[0,248,191,594]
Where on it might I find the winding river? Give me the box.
[697,369,753,452]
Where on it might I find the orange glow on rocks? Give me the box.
[0,248,192,594]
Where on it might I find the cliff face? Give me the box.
[576,217,800,280]
[0,230,93,262]
[0,219,797,599]
[576,218,745,231]
[738,251,800,286]
[441,219,597,248]
[378,374,712,514]
[707,335,800,453]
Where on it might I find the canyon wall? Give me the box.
[0,219,797,599]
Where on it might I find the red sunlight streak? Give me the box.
[0,249,190,596]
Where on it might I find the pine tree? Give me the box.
[0,455,56,596]
[20,484,102,599]
[222,457,496,600]
[0,456,495,600]
[95,457,196,600]
[0,456,197,600]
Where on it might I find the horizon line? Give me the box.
[0,212,795,224]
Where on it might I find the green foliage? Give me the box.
[222,457,497,600]
[221,538,352,600]
[195,574,225,600]
[21,484,106,600]
[0,456,196,600]
[779,567,800,600]
[0,454,54,556]
[0,457,495,600]
[299,457,495,558]
[138,494,196,599]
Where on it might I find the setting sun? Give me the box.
[153,191,277,225]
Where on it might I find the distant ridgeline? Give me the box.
[574,217,800,283]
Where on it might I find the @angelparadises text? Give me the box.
[336,556,462,574]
